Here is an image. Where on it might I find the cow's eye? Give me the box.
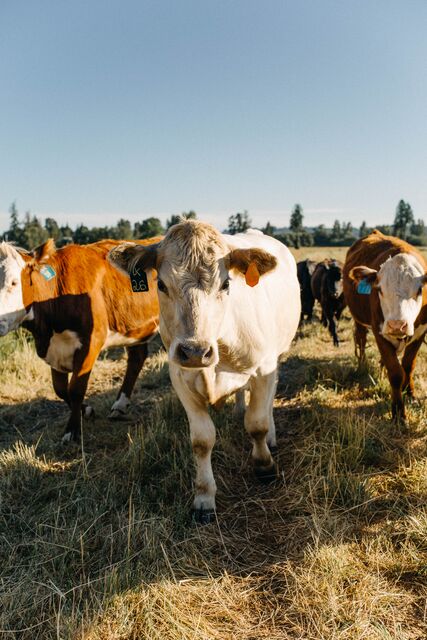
[11,280,18,287]
[220,278,230,292]
[157,278,168,294]
[417,287,423,298]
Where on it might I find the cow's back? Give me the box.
[343,230,425,328]
[26,238,160,345]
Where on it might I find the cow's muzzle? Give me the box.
[175,340,216,368]
[384,319,413,339]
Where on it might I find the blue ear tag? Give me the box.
[357,278,372,295]
[39,265,56,281]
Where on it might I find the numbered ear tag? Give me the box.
[245,261,260,287]
[357,278,372,295]
[130,263,149,292]
[39,265,56,281]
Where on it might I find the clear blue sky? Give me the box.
[1,0,426,232]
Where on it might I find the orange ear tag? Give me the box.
[245,261,260,287]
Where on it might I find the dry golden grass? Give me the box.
[290,244,427,264]
[1,297,427,639]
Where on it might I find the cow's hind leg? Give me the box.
[245,370,277,482]
[169,366,217,524]
[110,343,149,419]
[233,388,246,422]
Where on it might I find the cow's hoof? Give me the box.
[254,460,277,483]
[83,405,95,420]
[109,408,128,420]
[192,507,215,525]
[62,431,72,444]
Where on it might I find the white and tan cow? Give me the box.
[109,220,300,522]
[343,230,427,421]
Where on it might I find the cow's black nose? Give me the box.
[176,342,215,368]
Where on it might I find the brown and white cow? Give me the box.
[343,229,427,422]
[109,220,300,522]
[0,237,160,441]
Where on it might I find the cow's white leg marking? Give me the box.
[170,366,217,514]
[245,370,277,474]
[109,392,130,418]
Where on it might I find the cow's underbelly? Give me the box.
[102,330,143,350]
[45,330,82,373]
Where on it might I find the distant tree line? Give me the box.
[2,199,426,250]
[2,204,198,250]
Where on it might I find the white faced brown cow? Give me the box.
[109,220,300,522]
[0,238,160,441]
[343,229,427,422]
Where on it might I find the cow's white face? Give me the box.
[157,255,231,369]
[0,245,28,336]
[351,253,427,340]
[108,221,278,369]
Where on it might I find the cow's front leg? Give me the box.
[63,371,92,442]
[245,370,277,481]
[51,369,94,419]
[375,333,405,423]
[354,321,368,363]
[402,335,424,399]
[326,309,339,347]
[169,367,217,523]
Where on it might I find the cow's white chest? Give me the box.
[45,330,82,372]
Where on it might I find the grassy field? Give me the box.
[1,249,427,639]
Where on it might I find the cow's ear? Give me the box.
[31,238,56,264]
[227,248,277,287]
[349,266,378,284]
[108,242,159,276]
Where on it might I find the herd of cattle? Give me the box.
[0,221,426,521]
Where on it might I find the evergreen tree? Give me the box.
[289,204,303,232]
[227,211,252,235]
[22,212,48,249]
[262,221,276,236]
[359,221,368,238]
[331,220,341,241]
[7,201,23,244]
[44,217,60,241]
[393,200,414,239]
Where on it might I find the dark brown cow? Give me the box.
[0,238,160,441]
[343,230,427,422]
[311,259,346,346]
[297,259,316,323]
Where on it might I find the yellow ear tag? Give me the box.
[245,261,260,287]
